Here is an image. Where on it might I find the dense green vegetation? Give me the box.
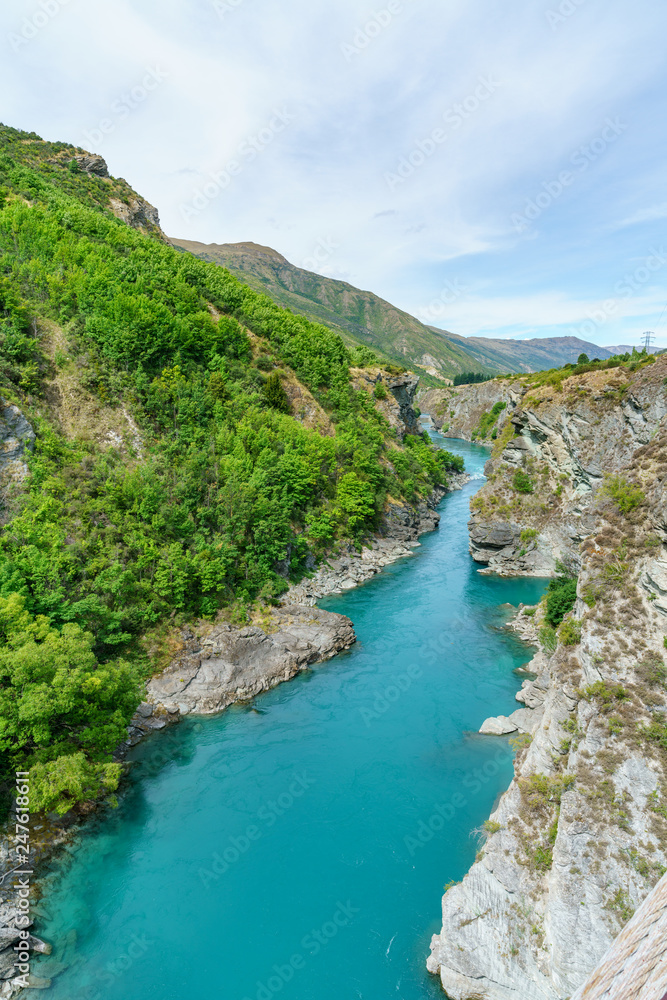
[0,124,462,814]
[513,349,656,392]
[453,371,493,386]
[544,575,578,627]
[172,239,495,385]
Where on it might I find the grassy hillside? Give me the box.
[170,239,490,384]
[0,124,463,816]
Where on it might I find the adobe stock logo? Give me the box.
[341,1,406,62]
[511,117,627,234]
[8,0,74,52]
[384,76,501,191]
[546,0,589,31]
[82,67,168,148]
[179,108,295,222]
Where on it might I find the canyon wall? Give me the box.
[422,358,667,999]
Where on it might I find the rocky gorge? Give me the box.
[421,357,667,999]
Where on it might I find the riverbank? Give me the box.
[13,437,548,1000]
[0,471,468,996]
[284,475,468,605]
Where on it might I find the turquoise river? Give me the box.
[27,434,547,1000]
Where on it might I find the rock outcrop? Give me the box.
[351,367,421,439]
[72,153,109,177]
[108,195,162,238]
[420,380,516,441]
[422,359,667,577]
[147,606,355,716]
[0,402,35,520]
[426,356,667,999]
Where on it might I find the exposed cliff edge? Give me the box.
[423,357,667,999]
[146,606,355,716]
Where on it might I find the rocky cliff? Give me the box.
[351,366,421,439]
[423,356,667,999]
[146,606,355,716]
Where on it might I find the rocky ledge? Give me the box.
[146,605,355,716]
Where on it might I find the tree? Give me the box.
[263,371,290,413]
[335,473,375,532]
[513,469,534,494]
[577,353,589,365]
[0,595,141,814]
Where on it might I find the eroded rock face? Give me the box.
[108,195,162,236]
[147,606,356,715]
[73,153,109,177]
[423,360,667,577]
[351,367,421,439]
[426,359,667,999]
[0,401,35,518]
[0,403,35,473]
[420,381,517,440]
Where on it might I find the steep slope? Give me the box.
[0,123,464,820]
[430,329,616,374]
[169,239,489,381]
[421,356,667,999]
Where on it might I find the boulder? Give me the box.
[479,715,518,735]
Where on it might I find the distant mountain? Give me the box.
[169,240,487,382]
[603,344,636,355]
[430,330,616,373]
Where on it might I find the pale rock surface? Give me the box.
[147,606,356,715]
[479,715,518,735]
[425,357,667,999]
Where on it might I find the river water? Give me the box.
[28,435,547,1000]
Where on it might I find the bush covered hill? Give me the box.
[170,239,489,386]
[173,240,625,384]
[0,123,465,815]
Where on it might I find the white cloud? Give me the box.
[614,202,667,229]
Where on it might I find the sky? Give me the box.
[2,0,667,347]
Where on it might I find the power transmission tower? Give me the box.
[641,331,655,353]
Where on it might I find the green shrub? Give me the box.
[373,382,388,400]
[545,576,577,626]
[521,528,538,543]
[580,681,629,704]
[539,624,557,651]
[600,475,645,514]
[608,716,623,735]
[513,469,534,493]
[263,371,291,412]
[559,618,582,646]
[472,400,506,439]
